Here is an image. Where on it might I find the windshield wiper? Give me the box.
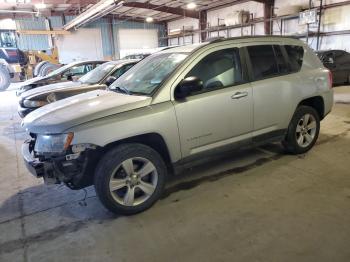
[112,86,130,95]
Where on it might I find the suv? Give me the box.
[22,37,333,215]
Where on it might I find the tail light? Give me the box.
[328,70,333,89]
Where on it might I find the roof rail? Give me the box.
[207,37,226,43]
[206,35,301,44]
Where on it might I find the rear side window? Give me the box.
[247,45,279,80]
[273,45,289,74]
[284,45,304,73]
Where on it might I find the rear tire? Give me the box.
[94,143,167,215]
[0,66,10,91]
[282,106,320,154]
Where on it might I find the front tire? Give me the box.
[282,106,320,154]
[94,143,167,215]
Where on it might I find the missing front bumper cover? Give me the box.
[22,141,95,188]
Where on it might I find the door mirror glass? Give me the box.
[175,76,203,99]
[105,76,117,86]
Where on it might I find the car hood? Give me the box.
[22,89,152,134]
[20,81,82,100]
[21,76,47,86]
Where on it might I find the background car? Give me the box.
[316,50,350,85]
[18,59,139,118]
[16,60,106,96]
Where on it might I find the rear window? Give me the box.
[273,45,289,74]
[284,45,304,73]
[247,45,279,80]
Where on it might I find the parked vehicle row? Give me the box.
[18,60,138,117]
[16,60,106,96]
[21,36,333,215]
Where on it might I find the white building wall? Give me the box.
[206,2,264,38]
[167,0,350,51]
[167,17,200,46]
[275,0,350,51]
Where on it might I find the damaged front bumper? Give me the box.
[22,140,97,189]
[22,141,45,178]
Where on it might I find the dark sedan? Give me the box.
[316,50,350,85]
[18,60,138,118]
[16,60,106,96]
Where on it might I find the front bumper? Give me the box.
[21,141,45,177]
[18,105,35,118]
[21,141,97,189]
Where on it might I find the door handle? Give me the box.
[231,91,248,99]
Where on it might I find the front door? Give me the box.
[173,48,253,158]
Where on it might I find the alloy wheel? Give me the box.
[109,157,158,206]
[295,113,317,148]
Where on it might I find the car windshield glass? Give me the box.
[79,63,116,84]
[109,53,188,95]
[46,63,73,78]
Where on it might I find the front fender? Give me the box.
[67,102,182,163]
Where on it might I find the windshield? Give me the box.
[46,63,72,78]
[79,62,116,84]
[110,52,188,95]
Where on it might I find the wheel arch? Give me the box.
[102,132,173,172]
[297,96,325,120]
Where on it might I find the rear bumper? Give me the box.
[322,89,334,118]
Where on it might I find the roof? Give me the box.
[67,60,108,66]
[103,59,140,66]
[161,43,208,54]
[315,49,345,53]
[161,35,305,54]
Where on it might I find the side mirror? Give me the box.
[65,73,73,81]
[174,76,203,99]
[324,57,334,64]
[105,76,117,86]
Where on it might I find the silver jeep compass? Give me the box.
[22,36,333,215]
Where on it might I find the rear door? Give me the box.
[246,44,301,140]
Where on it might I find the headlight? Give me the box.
[47,93,57,103]
[34,133,74,153]
[23,99,47,108]
[20,85,31,92]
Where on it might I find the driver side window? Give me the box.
[185,48,243,92]
[112,64,135,79]
[70,65,88,75]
